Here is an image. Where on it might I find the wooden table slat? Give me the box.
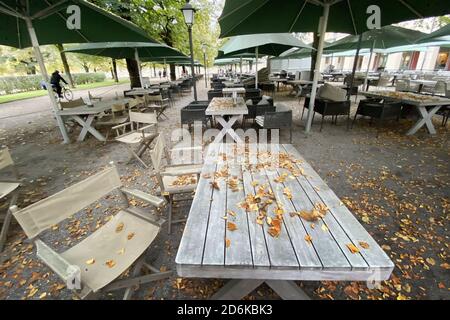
[283,144,394,270]
[175,144,219,266]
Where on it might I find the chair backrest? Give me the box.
[60,98,85,109]
[111,103,126,113]
[150,135,165,172]
[396,79,410,92]
[434,80,447,95]
[145,94,163,102]
[129,111,157,126]
[0,148,14,171]
[255,104,276,116]
[208,90,223,101]
[264,104,292,128]
[13,167,122,239]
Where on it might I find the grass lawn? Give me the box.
[0,80,130,104]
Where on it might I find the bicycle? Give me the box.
[52,84,74,102]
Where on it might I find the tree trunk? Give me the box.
[56,44,75,88]
[83,65,89,73]
[309,33,320,81]
[126,58,141,88]
[169,64,176,81]
[111,58,119,82]
[153,64,157,77]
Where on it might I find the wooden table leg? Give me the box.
[72,115,106,142]
[211,279,264,300]
[265,280,311,300]
[211,279,311,300]
[214,116,243,143]
[406,105,442,135]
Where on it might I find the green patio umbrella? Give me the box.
[417,24,450,43]
[0,0,157,143]
[65,42,185,87]
[219,33,313,88]
[325,26,426,88]
[218,0,450,134]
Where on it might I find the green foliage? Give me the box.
[0,73,106,95]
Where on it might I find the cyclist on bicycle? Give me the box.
[50,70,68,98]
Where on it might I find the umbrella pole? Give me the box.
[240,57,243,81]
[363,40,375,90]
[25,18,70,144]
[348,34,363,98]
[305,4,330,134]
[134,48,144,88]
[255,47,259,89]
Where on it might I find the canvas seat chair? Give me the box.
[95,102,129,141]
[88,91,102,102]
[150,135,203,234]
[114,111,159,168]
[0,148,20,253]
[10,165,171,300]
[127,97,147,112]
[144,94,169,120]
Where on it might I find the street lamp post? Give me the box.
[202,44,208,88]
[181,0,198,102]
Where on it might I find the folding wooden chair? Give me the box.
[88,91,102,102]
[150,135,203,234]
[10,165,171,300]
[95,103,129,141]
[144,94,169,120]
[0,148,20,253]
[128,97,147,112]
[114,111,159,168]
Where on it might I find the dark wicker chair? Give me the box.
[180,101,212,128]
[256,104,293,142]
[245,88,262,100]
[207,90,223,102]
[303,97,351,131]
[352,99,402,131]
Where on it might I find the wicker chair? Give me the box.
[352,99,402,132]
[303,96,351,131]
[256,104,293,142]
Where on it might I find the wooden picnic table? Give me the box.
[176,143,394,300]
[360,90,450,135]
[58,99,131,142]
[206,98,248,143]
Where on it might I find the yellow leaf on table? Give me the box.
[225,238,231,248]
[266,217,273,226]
[321,224,329,232]
[347,243,360,254]
[299,210,319,222]
[86,258,95,265]
[304,235,312,244]
[227,222,237,232]
[359,241,370,249]
[115,222,124,233]
[227,210,236,217]
[127,232,135,240]
[251,181,259,187]
[256,218,264,225]
[210,181,220,190]
[105,260,116,268]
[117,248,125,255]
[283,187,292,199]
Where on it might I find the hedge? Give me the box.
[0,72,107,95]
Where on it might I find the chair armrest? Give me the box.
[35,240,79,285]
[120,187,165,208]
[170,146,203,153]
[138,124,156,133]
[112,122,132,130]
[161,165,202,176]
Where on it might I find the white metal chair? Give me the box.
[150,135,203,234]
[10,165,171,300]
[0,148,20,253]
[114,111,159,168]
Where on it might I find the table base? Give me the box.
[211,279,310,300]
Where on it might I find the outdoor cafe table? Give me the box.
[222,87,246,98]
[206,97,248,143]
[57,98,131,142]
[360,90,450,135]
[176,143,394,300]
[124,88,159,97]
[223,81,244,88]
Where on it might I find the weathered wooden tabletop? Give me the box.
[176,143,394,282]
[206,97,248,116]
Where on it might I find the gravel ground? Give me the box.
[0,82,448,300]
